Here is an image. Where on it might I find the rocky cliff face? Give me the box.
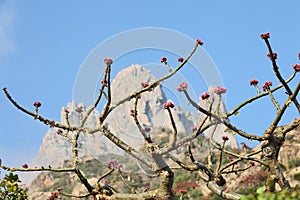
[27,64,237,185]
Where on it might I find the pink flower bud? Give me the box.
[292,64,300,72]
[267,52,277,60]
[241,143,248,149]
[101,79,108,86]
[221,135,229,141]
[57,188,62,191]
[179,189,187,194]
[64,109,69,113]
[262,81,272,91]
[57,129,63,135]
[195,38,204,46]
[249,79,259,86]
[191,126,198,132]
[200,92,210,100]
[177,82,188,92]
[260,32,270,39]
[213,86,227,95]
[75,106,83,113]
[144,127,151,132]
[160,56,167,63]
[177,57,184,62]
[22,163,28,168]
[104,58,113,65]
[163,100,175,109]
[249,161,255,166]
[141,82,149,87]
[33,101,41,108]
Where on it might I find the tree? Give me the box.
[0,33,299,199]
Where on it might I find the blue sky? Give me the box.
[0,0,299,173]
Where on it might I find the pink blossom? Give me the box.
[145,185,150,191]
[292,64,300,72]
[241,142,248,149]
[195,38,204,46]
[75,106,83,113]
[183,142,189,147]
[250,79,259,86]
[160,56,167,63]
[104,58,113,65]
[267,52,277,60]
[101,79,108,86]
[144,127,151,132]
[221,135,229,141]
[64,109,69,113]
[33,101,42,108]
[249,161,255,166]
[179,189,187,194]
[57,129,63,135]
[163,100,175,109]
[200,92,210,100]
[262,81,272,91]
[130,109,135,117]
[191,126,198,132]
[22,163,28,168]
[102,179,108,184]
[106,159,122,170]
[177,82,188,92]
[213,86,227,95]
[177,57,184,62]
[260,32,270,39]
[141,82,149,87]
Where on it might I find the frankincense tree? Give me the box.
[1,32,300,200]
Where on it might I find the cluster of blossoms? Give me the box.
[260,32,270,39]
[106,159,122,170]
[214,86,227,95]
[33,101,41,108]
[104,58,113,65]
[177,82,188,92]
[163,100,175,109]
[141,82,149,87]
[160,56,167,63]
[267,52,277,60]
[221,135,229,142]
[292,64,300,72]
[200,92,210,100]
[249,79,259,86]
[262,81,272,92]
[48,191,59,200]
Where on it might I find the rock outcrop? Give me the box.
[26,64,237,188]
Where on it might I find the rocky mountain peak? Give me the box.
[27,64,237,184]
